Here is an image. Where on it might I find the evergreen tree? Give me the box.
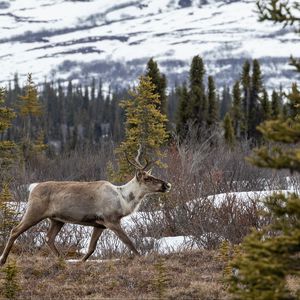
[260,88,271,121]
[66,80,74,127]
[220,85,232,119]
[18,74,44,162]
[223,113,235,147]
[42,81,58,140]
[0,88,17,248]
[188,55,207,127]
[286,83,300,118]
[145,58,167,116]
[0,88,16,177]
[0,184,17,247]
[167,86,179,124]
[2,75,131,150]
[271,90,281,118]
[207,75,219,127]
[248,59,263,139]
[1,260,20,299]
[229,84,300,299]
[112,76,168,182]
[176,83,190,139]
[231,81,243,139]
[93,79,105,143]
[90,77,96,103]
[83,85,89,111]
[19,73,42,141]
[12,74,21,104]
[230,8,300,294]
[57,82,67,148]
[241,60,251,138]
[257,0,300,71]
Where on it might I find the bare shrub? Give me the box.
[124,127,294,252]
[3,130,299,259]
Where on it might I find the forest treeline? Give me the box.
[0,56,293,154]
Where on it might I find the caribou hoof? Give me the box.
[0,256,6,267]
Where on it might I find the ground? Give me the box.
[0,250,229,299]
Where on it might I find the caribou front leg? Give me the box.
[103,221,140,256]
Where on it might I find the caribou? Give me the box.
[0,148,171,266]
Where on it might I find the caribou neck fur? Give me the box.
[117,177,149,215]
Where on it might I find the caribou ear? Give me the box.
[146,168,152,175]
[136,170,143,182]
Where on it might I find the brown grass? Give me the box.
[0,250,229,299]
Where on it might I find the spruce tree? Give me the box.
[257,0,300,70]
[0,184,16,247]
[231,81,243,139]
[271,90,281,118]
[0,88,16,175]
[83,85,89,111]
[230,3,300,288]
[0,88,17,248]
[260,88,271,121]
[220,86,232,120]
[248,59,263,139]
[207,75,219,128]
[188,55,207,128]
[145,58,167,116]
[241,60,251,139]
[19,74,42,135]
[66,80,74,127]
[175,83,190,139]
[223,113,235,147]
[18,74,44,162]
[167,87,179,124]
[112,76,168,182]
[286,83,300,118]
[229,84,300,299]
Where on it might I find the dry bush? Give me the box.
[3,131,299,259]
[124,129,294,252]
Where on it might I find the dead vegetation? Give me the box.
[1,136,298,299]
[0,250,229,299]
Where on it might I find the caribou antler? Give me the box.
[125,144,154,170]
[141,158,152,171]
[125,152,141,169]
[134,143,144,168]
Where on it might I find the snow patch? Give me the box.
[0,0,299,88]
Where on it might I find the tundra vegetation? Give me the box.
[0,0,299,298]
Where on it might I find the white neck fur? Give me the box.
[116,177,149,215]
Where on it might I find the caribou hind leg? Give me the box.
[81,226,105,262]
[0,215,44,266]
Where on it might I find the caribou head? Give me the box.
[126,144,172,194]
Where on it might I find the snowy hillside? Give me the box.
[0,0,299,88]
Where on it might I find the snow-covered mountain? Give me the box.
[0,0,299,89]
